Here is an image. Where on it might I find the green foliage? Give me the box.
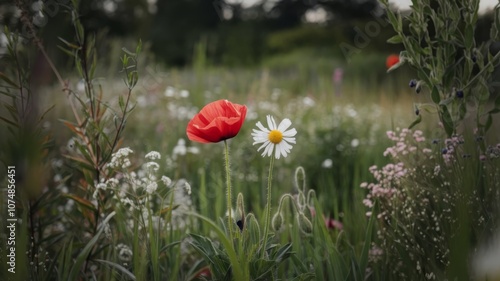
[381,0,500,137]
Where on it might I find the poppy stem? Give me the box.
[262,154,275,258]
[224,140,234,242]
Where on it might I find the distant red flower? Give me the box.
[194,266,211,279]
[325,217,343,231]
[386,54,400,69]
[187,99,247,143]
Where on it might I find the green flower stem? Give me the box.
[224,140,234,242]
[262,155,275,258]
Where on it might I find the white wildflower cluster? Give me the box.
[166,102,198,121]
[116,243,133,262]
[172,138,199,160]
[141,209,167,230]
[107,147,134,169]
[163,138,200,170]
[161,175,172,186]
[164,86,190,99]
[99,149,194,233]
[145,151,161,160]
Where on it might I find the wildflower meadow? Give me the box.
[1,0,500,280]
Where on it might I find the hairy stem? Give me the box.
[261,155,275,258]
[224,140,234,242]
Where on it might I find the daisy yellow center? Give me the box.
[268,130,283,144]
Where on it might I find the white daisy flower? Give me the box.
[252,115,297,159]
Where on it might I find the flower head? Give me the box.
[386,54,400,69]
[186,99,247,143]
[252,115,297,159]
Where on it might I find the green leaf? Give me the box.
[90,52,97,81]
[439,96,454,106]
[95,259,136,280]
[386,61,403,73]
[465,24,474,49]
[68,211,116,281]
[459,102,467,120]
[386,9,399,30]
[136,39,143,56]
[186,212,245,281]
[0,72,19,88]
[387,34,403,44]
[441,106,454,136]
[485,113,493,132]
[443,64,456,90]
[121,47,136,56]
[431,87,441,104]
[0,115,18,128]
[58,37,80,49]
[63,193,97,212]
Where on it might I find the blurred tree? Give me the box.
[266,0,312,29]
[264,0,381,25]
[149,0,222,65]
[317,0,381,20]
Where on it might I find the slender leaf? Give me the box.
[95,259,136,280]
[68,211,116,281]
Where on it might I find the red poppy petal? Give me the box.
[186,100,247,143]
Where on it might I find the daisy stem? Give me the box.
[224,140,234,242]
[262,155,275,258]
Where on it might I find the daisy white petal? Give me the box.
[277,118,292,132]
[266,115,277,130]
[283,128,297,137]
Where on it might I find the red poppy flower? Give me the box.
[386,54,400,69]
[187,99,247,143]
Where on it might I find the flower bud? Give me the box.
[236,193,245,231]
[271,212,284,232]
[246,213,260,246]
[409,79,417,88]
[297,212,313,236]
[415,81,422,94]
[456,89,464,98]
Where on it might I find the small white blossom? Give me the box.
[162,176,172,186]
[145,161,160,171]
[145,151,161,160]
[184,181,192,195]
[145,182,158,194]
